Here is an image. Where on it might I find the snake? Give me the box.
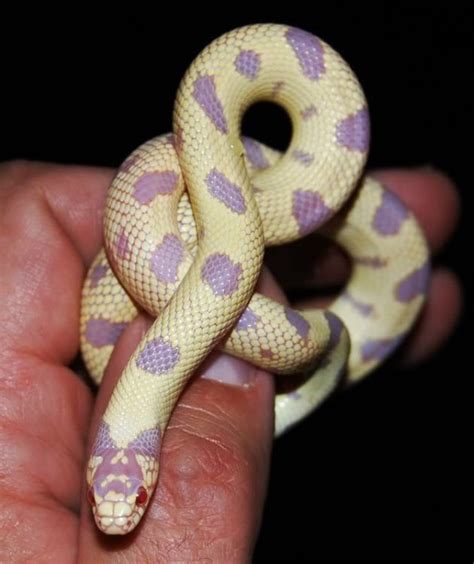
[80,23,430,535]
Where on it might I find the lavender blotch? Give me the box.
[336,108,370,152]
[373,189,409,236]
[193,75,228,133]
[285,27,326,80]
[301,105,317,120]
[136,337,180,375]
[91,420,116,454]
[150,234,184,284]
[85,318,128,347]
[201,253,242,296]
[292,149,314,167]
[242,137,269,169]
[341,292,374,317]
[133,171,178,205]
[292,190,331,235]
[396,261,430,302]
[115,229,130,260]
[323,311,344,350]
[285,307,310,340]
[206,169,246,214]
[236,307,261,331]
[89,263,108,288]
[129,428,162,459]
[119,154,140,173]
[361,334,406,362]
[234,50,261,79]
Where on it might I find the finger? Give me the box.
[267,167,460,289]
[0,163,99,560]
[0,161,114,265]
[399,268,462,366]
[0,162,114,363]
[78,269,280,561]
[293,267,463,367]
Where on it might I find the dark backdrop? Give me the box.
[1,3,471,561]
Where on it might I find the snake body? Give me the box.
[80,24,429,534]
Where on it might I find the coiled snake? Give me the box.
[80,24,430,534]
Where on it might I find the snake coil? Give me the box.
[80,24,429,534]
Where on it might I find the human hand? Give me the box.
[0,162,461,562]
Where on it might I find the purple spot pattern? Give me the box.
[288,390,302,400]
[285,27,326,80]
[92,451,143,497]
[341,292,374,317]
[361,334,406,362]
[119,154,139,173]
[92,421,116,454]
[115,229,131,260]
[323,311,344,350]
[271,81,285,97]
[90,423,161,500]
[133,171,179,204]
[94,472,138,498]
[129,427,162,459]
[336,107,370,152]
[354,256,388,269]
[89,263,108,288]
[167,126,184,152]
[285,307,310,340]
[301,105,317,119]
[206,169,246,214]
[234,50,261,79]
[292,190,331,235]
[292,149,314,167]
[236,307,261,331]
[396,261,430,302]
[136,337,180,375]
[201,253,242,296]
[193,75,228,133]
[242,137,269,169]
[150,234,184,284]
[372,189,409,236]
[86,318,128,347]
[261,348,274,359]
[90,424,162,501]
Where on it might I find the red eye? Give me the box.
[136,486,148,506]
[87,486,96,506]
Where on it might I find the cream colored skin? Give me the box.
[81,24,429,534]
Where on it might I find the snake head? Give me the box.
[87,422,161,534]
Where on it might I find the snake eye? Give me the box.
[136,486,148,506]
[87,486,96,506]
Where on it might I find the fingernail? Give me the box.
[201,353,257,388]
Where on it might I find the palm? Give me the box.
[0,162,461,562]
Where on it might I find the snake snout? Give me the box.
[95,513,135,535]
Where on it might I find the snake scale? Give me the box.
[80,24,430,534]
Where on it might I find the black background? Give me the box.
[1,3,471,561]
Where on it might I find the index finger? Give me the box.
[0,160,115,265]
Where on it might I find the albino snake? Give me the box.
[80,23,430,535]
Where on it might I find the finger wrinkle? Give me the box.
[177,400,242,438]
[165,424,233,456]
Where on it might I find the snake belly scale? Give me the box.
[80,24,429,534]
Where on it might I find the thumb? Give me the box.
[78,269,280,562]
